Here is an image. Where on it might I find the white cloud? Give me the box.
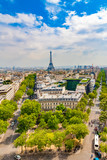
[46,4,61,15]
[72,0,89,6]
[64,9,107,31]
[84,0,89,4]
[45,4,61,20]
[72,0,82,6]
[45,0,62,20]
[50,16,58,20]
[81,12,87,15]
[0,9,107,67]
[0,13,43,27]
[63,1,66,7]
[46,0,60,4]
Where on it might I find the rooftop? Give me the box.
[80,78,90,83]
[41,86,63,91]
[0,85,12,92]
[39,92,82,101]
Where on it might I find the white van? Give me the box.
[94,134,99,151]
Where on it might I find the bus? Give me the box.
[94,134,99,151]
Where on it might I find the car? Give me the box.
[10,122,14,127]
[95,150,102,158]
[93,158,99,160]
[14,119,17,124]
[14,155,21,160]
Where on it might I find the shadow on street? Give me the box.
[0,133,20,145]
[0,152,71,160]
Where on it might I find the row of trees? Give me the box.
[0,73,36,134]
[14,73,36,101]
[82,71,105,110]
[0,100,17,134]
[14,125,88,152]
[98,70,107,156]
[99,70,107,125]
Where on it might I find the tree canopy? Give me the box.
[21,99,41,117]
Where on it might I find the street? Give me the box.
[0,103,21,160]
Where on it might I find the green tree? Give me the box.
[62,119,68,128]
[88,93,96,99]
[100,142,107,156]
[0,120,9,134]
[19,84,26,92]
[88,99,94,107]
[84,93,89,100]
[1,99,17,111]
[0,106,13,120]
[40,111,53,123]
[65,139,74,151]
[21,100,41,117]
[14,90,23,101]
[17,114,37,133]
[56,104,66,112]
[26,129,47,151]
[76,102,86,111]
[103,127,107,133]
[46,132,54,148]
[47,115,59,130]
[53,131,65,150]
[80,97,88,105]
[65,109,88,122]
[69,117,82,124]
[28,80,35,89]
[83,112,89,122]
[39,118,47,128]
[54,110,65,123]
[66,124,89,140]
[65,108,72,120]
[93,90,97,97]
[86,108,91,115]
[102,82,106,86]
[95,82,100,89]
[100,132,107,142]
[99,93,107,101]
[27,89,34,98]
[100,98,107,111]
[99,111,107,126]
[14,132,27,152]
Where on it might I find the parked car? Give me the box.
[10,122,14,127]
[95,151,102,158]
[14,155,21,160]
[93,158,99,160]
[14,119,17,124]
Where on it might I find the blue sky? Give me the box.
[0,0,107,67]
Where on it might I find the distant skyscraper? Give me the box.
[47,51,55,71]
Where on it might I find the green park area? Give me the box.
[14,100,90,152]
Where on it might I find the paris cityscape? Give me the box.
[0,1,107,160]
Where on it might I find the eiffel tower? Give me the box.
[47,51,55,71]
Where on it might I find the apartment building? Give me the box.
[0,85,15,100]
[40,86,65,95]
[38,92,82,111]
